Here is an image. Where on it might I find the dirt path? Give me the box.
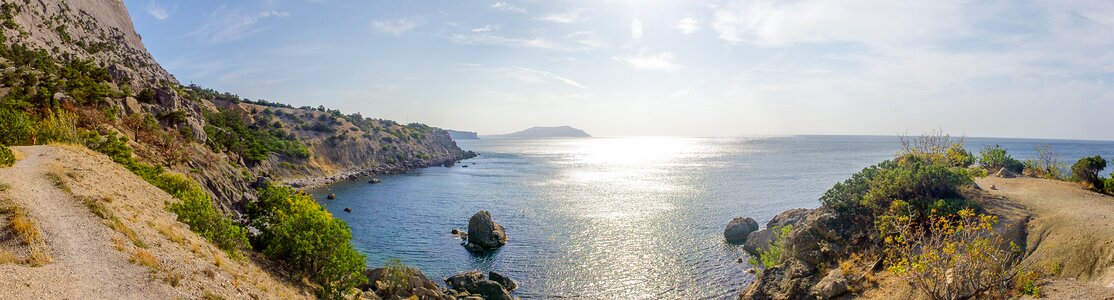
[0,146,174,299]
[976,176,1114,299]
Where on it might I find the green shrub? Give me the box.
[381,258,413,290]
[36,109,80,144]
[747,224,794,273]
[0,108,33,145]
[1105,178,1114,195]
[0,145,13,167]
[978,145,1023,173]
[248,185,366,296]
[1071,156,1106,191]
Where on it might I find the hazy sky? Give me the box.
[123,0,1114,140]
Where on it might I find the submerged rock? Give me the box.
[327,193,337,200]
[464,211,507,251]
[724,217,759,244]
[368,178,382,184]
[343,208,352,213]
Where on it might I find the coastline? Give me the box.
[283,151,479,190]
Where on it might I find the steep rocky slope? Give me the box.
[0,0,474,216]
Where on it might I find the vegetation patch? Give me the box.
[0,145,13,167]
[248,185,366,297]
[203,109,310,162]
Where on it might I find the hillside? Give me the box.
[0,146,310,299]
[483,126,591,139]
[0,0,475,215]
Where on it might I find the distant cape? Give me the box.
[482,126,591,139]
[446,130,479,140]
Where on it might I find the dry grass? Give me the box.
[10,214,40,245]
[10,148,24,161]
[164,272,184,287]
[130,249,159,271]
[0,182,10,192]
[111,236,127,252]
[27,244,52,266]
[202,290,225,300]
[45,164,73,195]
[110,218,146,248]
[0,249,17,264]
[156,222,186,246]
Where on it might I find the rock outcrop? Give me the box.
[361,267,451,300]
[744,209,813,257]
[464,211,507,252]
[724,217,759,244]
[444,271,516,300]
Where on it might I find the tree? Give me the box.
[1071,156,1106,191]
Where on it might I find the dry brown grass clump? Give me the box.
[130,248,159,270]
[0,198,52,266]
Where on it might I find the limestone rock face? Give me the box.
[766,208,812,229]
[725,217,759,244]
[810,270,849,299]
[464,211,507,251]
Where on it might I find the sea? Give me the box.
[310,135,1114,299]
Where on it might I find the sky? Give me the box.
[122,0,1114,140]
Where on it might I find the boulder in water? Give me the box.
[488,271,517,291]
[327,193,337,200]
[724,217,759,244]
[464,211,507,251]
[368,178,382,184]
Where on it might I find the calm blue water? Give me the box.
[311,135,1114,299]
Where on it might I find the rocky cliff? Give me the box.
[0,0,474,216]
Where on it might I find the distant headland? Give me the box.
[482,126,592,139]
[446,130,479,140]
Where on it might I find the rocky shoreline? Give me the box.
[283,151,478,190]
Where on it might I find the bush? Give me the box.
[36,109,80,144]
[381,258,413,290]
[1022,145,1067,180]
[0,145,13,167]
[248,185,366,296]
[747,224,793,273]
[1071,156,1107,191]
[978,145,1023,173]
[0,108,33,145]
[882,208,1022,299]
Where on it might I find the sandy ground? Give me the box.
[0,145,311,299]
[977,176,1114,299]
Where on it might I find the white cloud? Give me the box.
[451,32,602,51]
[711,0,966,46]
[536,9,587,24]
[615,52,683,72]
[499,67,588,89]
[492,2,527,14]
[631,18,643,40]
[146,1,169,20]
[676,17,698,34]
[471,25,498,32]
[372,17,425,36]
[190,6,291,43]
